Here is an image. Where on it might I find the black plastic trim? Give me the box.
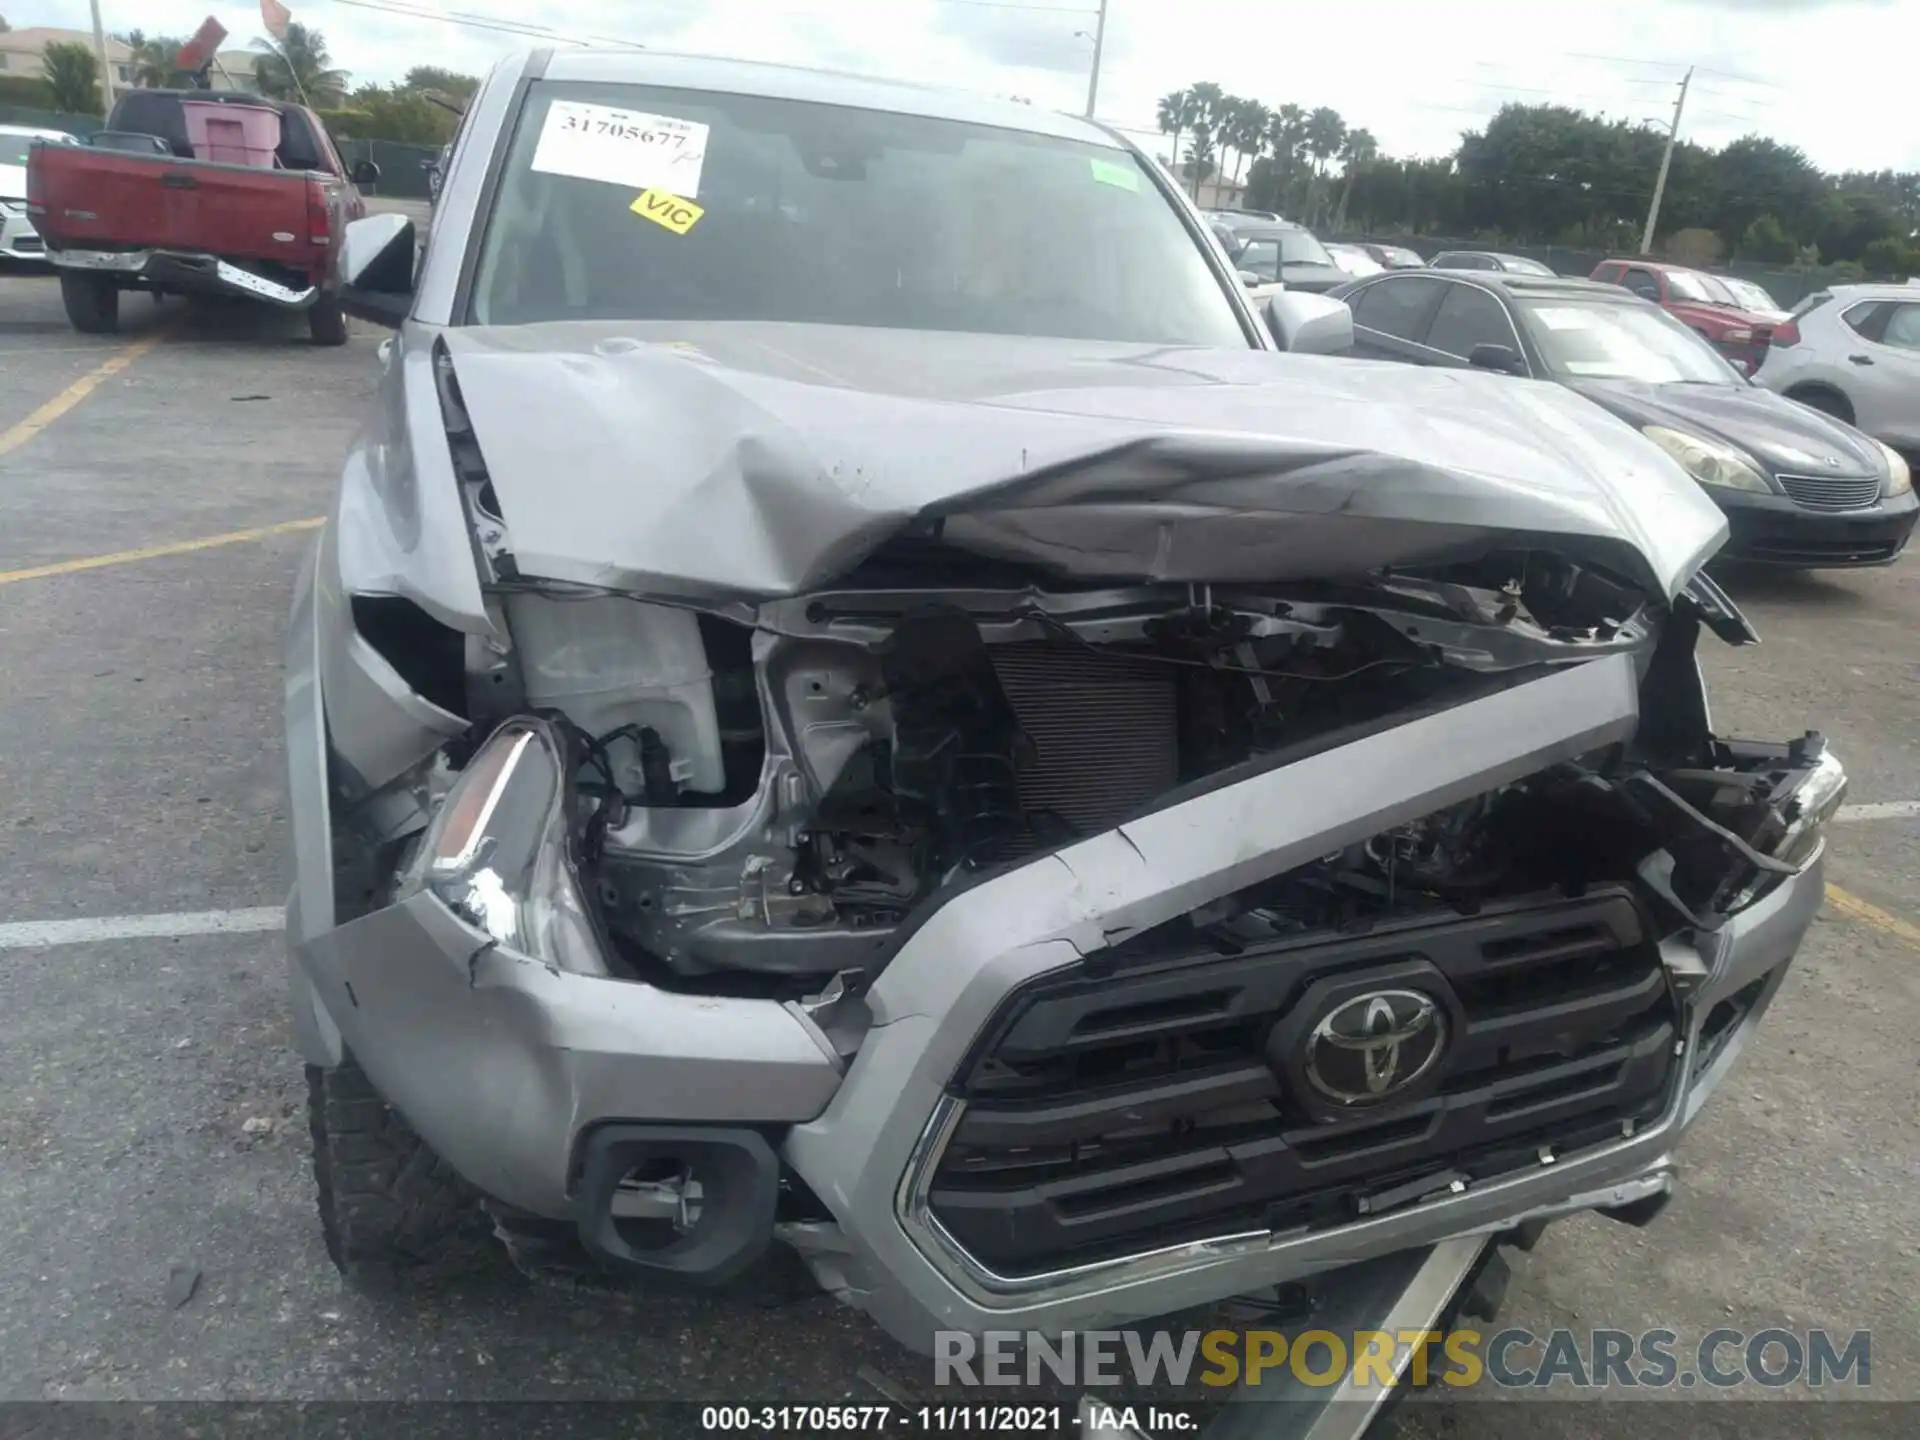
[573,1124,779,1286]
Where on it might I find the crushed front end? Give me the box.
[290,478,1841,1348]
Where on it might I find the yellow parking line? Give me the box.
[0,517,324,587]
[0,330,169,459]
[1826,884,1920,953]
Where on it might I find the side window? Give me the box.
[1622,267,1662,300]
[1426,284,1518,359]
[1593,262,1622,284]
[1236,240,1281,282]
[1881,305,1920,350]
[1352,277,1446,341]
[1843,302,1890,340]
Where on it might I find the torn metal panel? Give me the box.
[439,321,1728,603]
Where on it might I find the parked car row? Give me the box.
[1327,268,1916,567]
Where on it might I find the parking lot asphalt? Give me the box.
[0,260,1916,1431]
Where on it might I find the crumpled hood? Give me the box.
[437,321,1727,601]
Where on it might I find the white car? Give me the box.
[0,124,80,262]
[1756,284,1920,460]
[1324,241,1384,278]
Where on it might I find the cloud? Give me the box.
[23,0,1916,172]
[931,7,1105,77]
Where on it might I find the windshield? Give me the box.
[1720,277,1780,312]
[1521,300,1743,384]
[1663,269,1735,305]
[1235,230,1335,279]
[470,82,1248,346]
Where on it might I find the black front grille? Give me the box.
[1743,535,1903,565]
[1777,473,1882,512]
[928,888,1679,1274]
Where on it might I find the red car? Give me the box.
[28,88,376,345]
[1589,259,1768,373]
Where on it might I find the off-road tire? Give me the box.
[60,272,120,334]
[307,1054,497,1292]
[307,296,349,346]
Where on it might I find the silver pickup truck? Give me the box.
[286,45,1843,1433]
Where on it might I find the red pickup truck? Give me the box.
[1588,259,1769,373]
[27,89,377,345]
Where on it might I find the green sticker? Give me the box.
[1089,157,1141,192]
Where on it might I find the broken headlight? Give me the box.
[401,717,611,976]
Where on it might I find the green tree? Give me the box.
[117,30,187,88]
[1301,106,1346,223]
[1711,136,1825,255]
[1260,103,1307,215]
[1332,127,1376,231]
[40,40,101,115]
[1228,100,1270,197]
[253,22,348,107]
[1185,81,1224,198]
[1738,213,1796,263]
[401,66,479,102]
[1156,88,1193,181]
[1861,236,1915,279]
[338,82,457,143]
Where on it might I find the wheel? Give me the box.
[307,295,349,346]
[59,272,120,334]
[1787,385,1853,424]
[307,1052,497,1292]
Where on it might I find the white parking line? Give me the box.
[1835,801,1920,823]
[0,906,283,950]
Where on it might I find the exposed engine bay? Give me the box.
[385,540,1840,992]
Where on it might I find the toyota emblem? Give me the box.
[1304,989,1448,1106]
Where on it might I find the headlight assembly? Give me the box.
[1875,440,1912,497]
[1643,425,1771,493]
[401,717,611,975]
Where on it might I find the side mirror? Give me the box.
[1632,284,1660,302]
[1468,342,1528,376]
[338,212,416,328]
[1265,292,1354,356]
[349,158,381,188]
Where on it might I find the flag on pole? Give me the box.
[262,0,293,40]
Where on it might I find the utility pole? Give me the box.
[89,0,117,110]
[1640,65,1692,255]
[1084,0,1108,118]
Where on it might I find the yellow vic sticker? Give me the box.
[631,189,705,234]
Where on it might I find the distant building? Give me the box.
[0,26,135,89]
[206,50,266,93]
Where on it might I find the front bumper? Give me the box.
[0,208,45,260]
[1715,487,1918,567]
[49,247,319,308]
[291,652,1827,1352]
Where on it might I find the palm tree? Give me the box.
[41,40,101,115]
[1333,127,1378,232]
[1265,103,1307,214]
[1303,106,1348,224]
[253,22,348,107]
[118,30,186,89]
[1156,88,1192,181]
[1230,100,1271,197]
[1185,82,1224,199]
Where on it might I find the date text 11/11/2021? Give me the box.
[701,1405,1071,1432]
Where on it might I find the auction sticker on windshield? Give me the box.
[532,100,709,196]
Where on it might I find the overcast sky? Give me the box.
[23,0,1919,172]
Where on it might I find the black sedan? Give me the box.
[1218,223,1349,294]
[1332,271,1918,567]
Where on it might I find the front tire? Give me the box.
[1787,385,1854,424]
[307,295,349,346]
[307,1053,496,1291]
[60,272,120,334]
